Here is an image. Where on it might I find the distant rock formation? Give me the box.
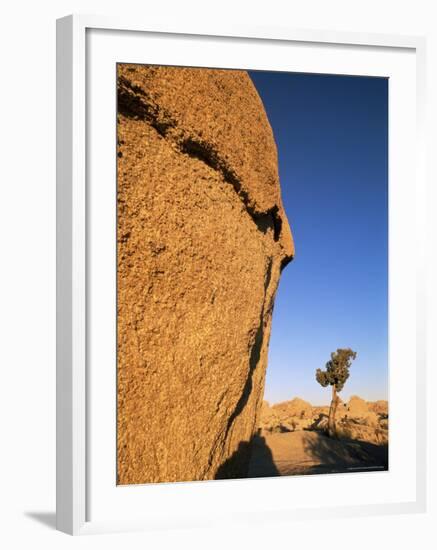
[260,396,388,445]
[346,395,369,416]
[258,401,281,432]
[368,400,388,416]
[273,397,313,419]
[117,64,294,484]
[260,397,313,433]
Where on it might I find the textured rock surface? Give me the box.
[117,64,294,484]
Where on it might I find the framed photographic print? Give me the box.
[56,15,427,535]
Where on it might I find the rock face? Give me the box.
[117,65,294,484]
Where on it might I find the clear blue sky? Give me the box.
[248,71,388,406]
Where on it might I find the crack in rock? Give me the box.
[118,76,285,243]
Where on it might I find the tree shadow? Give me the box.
[302,432,388,474]
[24,511,56,530]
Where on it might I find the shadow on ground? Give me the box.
[247,434,280,478]
[215,435,279,479]
[302,431,388,473]
[248,430,388,477]
[24,511,56,530]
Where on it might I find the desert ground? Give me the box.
[249,395,388,477]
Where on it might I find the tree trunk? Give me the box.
[327,385,339,438]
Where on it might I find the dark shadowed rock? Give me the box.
[117,64,293,484]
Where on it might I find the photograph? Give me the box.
[116,63,389,485]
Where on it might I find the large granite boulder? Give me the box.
[272,397,313,420]
[347,395,370,417]
[116,65,294,484]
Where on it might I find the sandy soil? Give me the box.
[248,431,388,477]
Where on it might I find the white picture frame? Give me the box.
[56,14,427,535]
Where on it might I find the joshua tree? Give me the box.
[316,348,357,438]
